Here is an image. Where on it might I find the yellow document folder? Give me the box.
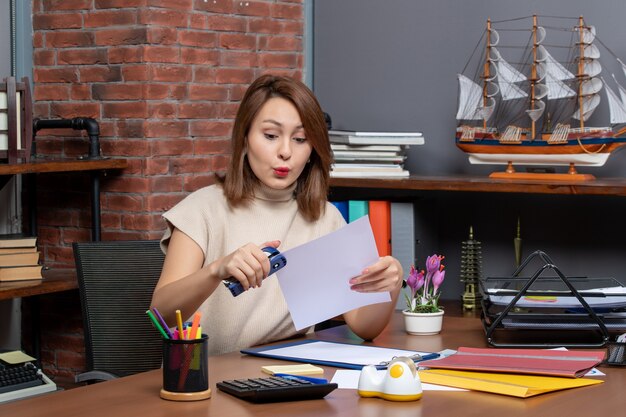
[418,369,603,398]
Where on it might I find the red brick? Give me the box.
[150,65,192,81]
[194,138,232,153]
[105,138,150,156]
[220,33,256,50]
[103,101,148,118]
[108,46,144,63]
[149,102,177,118]
[84,10,137,28]
[145,158,170,175]
[50,102,100,118]
[189,13,207,30]
[95,28,148,46]
[35,85,71,101]
[122,65,149,81]
[184,173,218,191]
[171,157,211,174]
[143,83,170,100]
[258,36,301,52]
[61,228,91,244]
[150,137,194,154]
[145,121,189,138]
[116,120,145,137]
[193,67,216,82]
[210,154,230,171]
[248,18,283,34]
[46,31,94,48]
[215,68,254,84]
[92,83,143,100]
[147,27,178,45]
[220,50,258,67]
[147,0,193,9]
[259,52,298,68]
[58,48,108,65]
[233,1,270,17]
[139,8,188,27]
[101,212,122,228]
[33,32,44,48]
[170,84,188,100]
[207,15,246,32]
[144,46,180,63]
[71,84,92,100]
[106,176,151,193]
[148,176,184,192]
[178,30,218,47]
[33,13,83,30]
[190,120,233,138]
[181,48,219,65]
[121,213,165,230]
[145,193,185,211]
[220,102,240,119]
[95,0,147,8]
[106,194,144,211]
[34,50,56,66]
[79,66,123,82]
[43,0,91,11]
[178,103,219,119]
[282,20,304,36]
[193,0,233,13]
[230,84,248,101]
[188,85,229,101]
[272,3,303,20]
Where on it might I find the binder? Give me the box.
[348,200,368,222]
[331,201,349,223]
[391,202,416,309]
[368,200,391,256]
[241,339,438,370]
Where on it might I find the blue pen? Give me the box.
[152,307,175,339]
[274,374,328,384]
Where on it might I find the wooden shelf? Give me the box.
[330,175,626,197]
[0,268,78,300]
[0,158,128,176]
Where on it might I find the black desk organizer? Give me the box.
[480,251,626,348]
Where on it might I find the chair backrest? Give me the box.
[73,240,165,378]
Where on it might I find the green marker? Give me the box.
[146,309,169,339]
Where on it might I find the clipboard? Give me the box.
[241,339,439,370]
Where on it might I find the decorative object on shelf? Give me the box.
[514,217,522,268]
[455,15,626,180]
[402,254,445,335]
[460,226,482,311]
[1,76,33,164]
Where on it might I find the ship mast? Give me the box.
[577,16,585,131]
[530,15,538,139]
[483,18,492,131]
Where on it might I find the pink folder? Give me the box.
[418,347,605,378]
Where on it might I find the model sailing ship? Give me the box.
[455,15,626,179]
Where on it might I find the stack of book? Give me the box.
[328,130,424,178]
[0,234,42,281]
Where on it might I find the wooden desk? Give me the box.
[0,269,77,301]
[1,309,623,417]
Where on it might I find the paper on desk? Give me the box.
[276,216,390,330]
[331,369,466,391]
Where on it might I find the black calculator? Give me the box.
[216,375,338,403]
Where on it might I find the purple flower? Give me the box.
[432,270,445,293]
[406,265,425,293]
[425,254,442,274]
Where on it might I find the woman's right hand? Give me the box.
[215,240,281,291]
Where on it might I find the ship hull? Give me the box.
[455,136,626,166]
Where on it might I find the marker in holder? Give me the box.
[222,247,287,296]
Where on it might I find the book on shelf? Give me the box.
[329,130,424,146]
[332,163,405,171]
[0,264,43,281]
[332,150,404,159]
[331,144,406,152]
[330,170,410,178]
[0,246,37,255]
[333,155,406,163]
[0,234,37,249]
[0,251,40,267]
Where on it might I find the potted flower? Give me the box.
[402,254,446,335]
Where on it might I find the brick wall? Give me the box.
[28,0,305,382]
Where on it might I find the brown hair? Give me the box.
[221,74,332,222]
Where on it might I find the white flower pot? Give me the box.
[402,309,444,335]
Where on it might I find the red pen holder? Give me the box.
[160,335,211,401]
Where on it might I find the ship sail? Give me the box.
[491,47,528,100]
[456,74,496,121]
[572,25,603,121]
[604,81,626,124]
[536,45,576,99]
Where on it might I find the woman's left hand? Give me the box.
[349,256,403,293]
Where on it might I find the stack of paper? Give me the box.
[329,130,424,178]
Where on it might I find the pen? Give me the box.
[152,307,174,339]
[175,309,185,340]
[146,310,169,339]
[189,312,202,341]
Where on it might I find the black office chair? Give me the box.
[73,240,165,383]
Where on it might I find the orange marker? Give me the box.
[189,312,202,340]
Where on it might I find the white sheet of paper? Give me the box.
[330,369,466,391]
[276,216,391,330]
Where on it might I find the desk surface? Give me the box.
[0,269,78,300]
[1,309,623,417]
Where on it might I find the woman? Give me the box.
[151,74,403,354]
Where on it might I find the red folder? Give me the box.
[368,200,391,256]
[418,347,605,378]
